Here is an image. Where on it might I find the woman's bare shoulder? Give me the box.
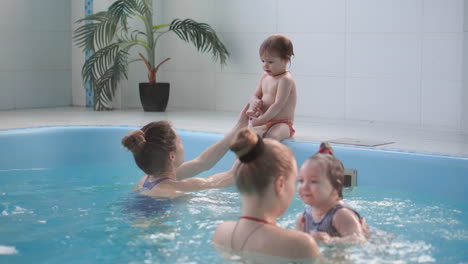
[270,228,320,258]
[213,220,237,246]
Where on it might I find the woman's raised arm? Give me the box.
[176,104,249,180]
[175,161,239,192]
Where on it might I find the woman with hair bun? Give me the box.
[213,128,320,261]
[121,105,248,197]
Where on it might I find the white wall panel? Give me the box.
[422,34,463,81]
[348,0,422,33]
[15,70,71,108]
[423,0,463,33]
[17,0,70,31]
[164,71,217,110]
[0,1,16,31]
[461,31,468,134]
[0,72,16,110]
[0,31,18,70]
[217,33,269,75]
[346,34,421,78]
[278,0,346,33]
[215,0,276,33]
[28,31,71,67]
[290,33,346,76]
[346,77,420,124]
[162,0,215,25]
[421,80,461,128]
[215,73,258,111]
[1,0,71,110]
[295,76,345,119]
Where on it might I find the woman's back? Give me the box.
[214,220,320,260]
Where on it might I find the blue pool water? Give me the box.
[0,126,467,263]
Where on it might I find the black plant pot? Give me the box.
[139,82,170,112]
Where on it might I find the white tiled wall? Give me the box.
[347,0,422,33]
[71,0,85,107]
[423,0,464,33]
[346,77,421,124]
[462,0,468,134]
[278,0,346,33]
[0,0,71,110]
[68,0,466,132]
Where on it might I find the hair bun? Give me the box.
[230,128,258,158]
[318,142,334,155]
[122,130,146,153]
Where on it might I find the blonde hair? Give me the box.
[230,128,295,195]
[308,142,345,198]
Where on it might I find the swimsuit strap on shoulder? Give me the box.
[230,220,266,252]
[142,176,170,190]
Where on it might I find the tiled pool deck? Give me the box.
[1,107,468,158]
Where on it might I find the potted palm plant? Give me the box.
[73,0,229,111]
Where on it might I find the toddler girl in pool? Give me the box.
[246,34,297,141]
[295,142,368,244]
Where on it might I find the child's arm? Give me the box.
[176,104,248,180]
[251,77,293,126]
[247,75,265,116]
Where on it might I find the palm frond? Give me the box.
[74,12,121,51]
[73,2,229,111]
[169,19,229,65]
[81,43,130,110]
[107,0,141,32]
[73,11,109,51]
[75,11,108,24]
[136,0,152,15]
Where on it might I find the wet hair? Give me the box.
[259,34,294,61]
[307,142,345,198]
[230,128,295,195]
[122,121,177,176]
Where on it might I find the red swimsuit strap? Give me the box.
[239,216,271,225]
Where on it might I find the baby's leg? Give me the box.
[264,123,291,141]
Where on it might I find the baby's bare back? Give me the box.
[260,72,296,121]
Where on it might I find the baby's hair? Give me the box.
[308,142,345,198]
[318,142,334,155]
[122,121,177,176]
[230,128,295,195]
[259,34,294,61]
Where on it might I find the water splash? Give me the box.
[0,245,19,255]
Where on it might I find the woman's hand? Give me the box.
[248,97,262,109]
[234,103,250,129]
[252,98,263,109]
[246,107,262,118]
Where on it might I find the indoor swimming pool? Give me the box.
[0,126,467,263]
